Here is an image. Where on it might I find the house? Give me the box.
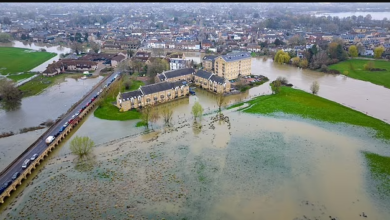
[246,44,261,52]
[43,60,98,76]
[202,55,218,71]
[201,39,212,49]
[116,80,189,111]
[169,58,188,70]
[155,68,195,83]
[111,54,126,67]
[133,51,151,62]
[214,52,252,80]
[193,70,231,94]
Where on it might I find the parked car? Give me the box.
[31,153,39,161]
[12,172,20,181]
[59,127,65,132]
[75,112,79,117]
[1,180,12,193]
[63,122,69,128]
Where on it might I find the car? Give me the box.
[75,112,79,117]
[12,172,20,181]
[63,122,69,127]
[104,85,108,89]
[68,119,73,124]
[94,95,98,99]
[54,131,61,137]
[59,127,65,132]
[91,97,96,102]
[31,153,39,161]
[22,159,31,169]
[71,114,76,119]
[0,185,6,194]
[1,180,12,192]
[99,89,103,93]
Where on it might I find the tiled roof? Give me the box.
[139,80,187,95]
[163,68,194,79]
[210,75,226,84]
[203,55,217,61]
[194,70,213,80]
[220,52,251,62]
[121,90,143,100]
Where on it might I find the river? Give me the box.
[251,57,390,123]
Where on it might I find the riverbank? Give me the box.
[18,73,83,97]
[237,86,390,141]
[0,47,56,76]
[328,58,390,89]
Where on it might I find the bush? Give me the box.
[363,61,375,71]
[45,119,54,127]
[276,76,288,85]
[320,64,329,72]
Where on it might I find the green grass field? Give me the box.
[364,152,390,197]
[93,96,141,121]
[0,47,56,75]
[240,86,390,140]
[7,73,36,81]
[328,59,390,89]
[19,73,82,97]
[94,80,145,121]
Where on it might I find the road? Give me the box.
[0,70,120,190]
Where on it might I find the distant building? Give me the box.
[169,58,188,70]
[214,52,251,80]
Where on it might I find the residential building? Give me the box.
[193,70,231,93]
[202,55,217,71]
[214,52,251,80]
[169,58,188,70]
[116,80,189,111]
[155,68,195,83]
[43,60,98,76]
[111,54,126,67]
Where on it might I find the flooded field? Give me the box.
[1,108,389,219]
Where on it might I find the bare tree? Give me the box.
[310,81,320,95]
[141,104,160,129]
[0,79,22,111]
[216,92,226,112]
[151,48,165,57]
[89,41,101,53]
[70,42,84,55]
[161,108,173,126]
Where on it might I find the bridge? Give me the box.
[0,70,121,204]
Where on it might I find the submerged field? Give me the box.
[328,59,390,89]
[18,73,83,97]
[0,47,56,75]
[1,110,389,219]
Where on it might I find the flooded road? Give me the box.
[0,41,71,73]
[251,58,390,123]
[1,110,389,219]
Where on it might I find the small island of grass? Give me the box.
[93,79,145,121]
[328,58,390,89]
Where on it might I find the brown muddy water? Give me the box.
[1,108,389,219]
[253,58,390,123]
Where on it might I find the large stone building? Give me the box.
[214,52,251,80]
[202,55,217,71]
[116,80,189,111]
[155,68,195,83]
[194,70,231,94]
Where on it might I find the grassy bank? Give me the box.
[19,73,82,97]
[239,86,390,140]
[328,59,390,89]
[0,47,56,75]
[94,79,144,121]
[364,152,390,197]
[7,72,36,82]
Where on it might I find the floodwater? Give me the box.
[0,40,71,72]
[0,76,103,134]
[251,58,390,123]
[1,109,389,219]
